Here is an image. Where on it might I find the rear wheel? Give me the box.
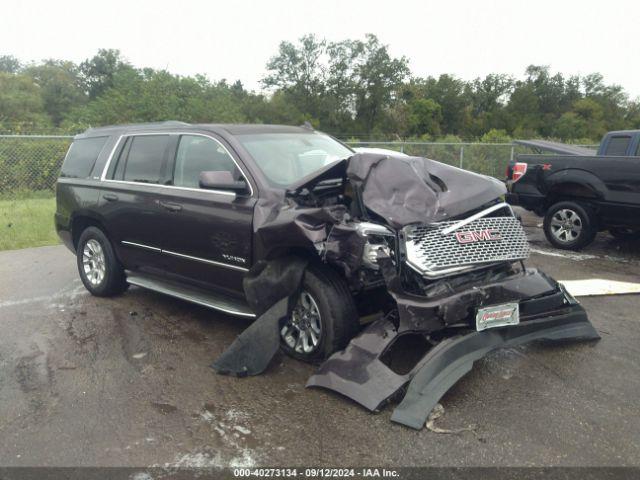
[76,227,128,297]
[543,201,597,250]
[280,264,359,362]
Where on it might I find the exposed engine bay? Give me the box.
[212,152,599,429]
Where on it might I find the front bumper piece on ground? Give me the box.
[307,270,600,429]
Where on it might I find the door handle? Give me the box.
[158,200,182,212]
[103,193,118,202]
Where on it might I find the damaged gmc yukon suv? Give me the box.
[56,122,599,429]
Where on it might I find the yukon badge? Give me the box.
[221,254,247,264]
[455,228,502,244]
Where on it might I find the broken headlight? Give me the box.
[356,222,396,270]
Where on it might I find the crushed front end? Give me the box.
[212,151,599,429]
[308,201,599,429]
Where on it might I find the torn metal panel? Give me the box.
[346,153,507,229]
[391,307,600,429]
[212,256,309,376]
[252,192,350,261]
[212,297,288,376]
[307,270,600,424]
[243,256,308,316]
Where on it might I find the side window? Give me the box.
[605,136,631,156]
[60,136,108,178]
[173,135,237,188]
[122,135,170,184]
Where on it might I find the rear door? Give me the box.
[155,133,256,297]
[99,134,171,273]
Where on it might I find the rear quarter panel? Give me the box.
[55,178,103,253]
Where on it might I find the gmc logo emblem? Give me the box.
[455,229,502,244]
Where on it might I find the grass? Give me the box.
[0,196,60,251]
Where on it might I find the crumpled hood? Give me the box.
[347,153,507,229]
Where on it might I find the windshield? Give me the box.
[236,132,353,187]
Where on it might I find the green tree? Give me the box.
[0,73,51,132]
[25,60,86,125]
[263,34,327,120]
[0,55,22,74]
[80,49,133,99]
[68,68,246,127]
[348,35,409,133]
[407,98,442,137]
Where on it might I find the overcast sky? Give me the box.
[2,0,639,97]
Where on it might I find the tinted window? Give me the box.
[60,136,108,178]
[122,135,170,184]
[605,136,631,156]
[173,135,236,188]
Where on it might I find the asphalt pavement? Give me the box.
[0,209,639,468]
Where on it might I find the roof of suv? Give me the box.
[80,121,313,138]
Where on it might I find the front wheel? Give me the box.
[543,201,597,250]
[279,264,359,362]
[76,226,128,297]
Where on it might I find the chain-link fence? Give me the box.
[0,134,600,250]
[0,135,73,200]
[0,135,601,199]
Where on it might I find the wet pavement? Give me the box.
[0,209,639,467]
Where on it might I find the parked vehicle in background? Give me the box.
[506,130,640,250]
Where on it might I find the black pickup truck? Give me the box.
[506,130,640,250]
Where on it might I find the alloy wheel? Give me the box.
[82,239,106,286]
[280,290,323,355]
[549,208,583,244]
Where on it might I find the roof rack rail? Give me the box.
[161,120,190,126]
[83,120,191,133]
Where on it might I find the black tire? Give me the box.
[280,263,359,362]
[76,226,128,297]
[609,228,640,240]
[543,201,597,250]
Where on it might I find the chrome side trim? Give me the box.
[126,275,256,318]
[101,179,237,198]
[120,241,249,272]
[121,241,161,252]
[163,249,249,272]
[99,131,254,196]
[440,202,512,235]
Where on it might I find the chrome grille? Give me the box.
[404,216,530,277]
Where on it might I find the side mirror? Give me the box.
[199,171,248,192]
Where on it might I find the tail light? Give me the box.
[511,162,528,182]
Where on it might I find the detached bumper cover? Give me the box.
[391,306,598,429]
[307,270,599,429]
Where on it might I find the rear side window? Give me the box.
[121,135,170,184]
[605,136,631,156]
[60,136,108,178]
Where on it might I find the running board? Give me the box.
[125,272,256,318]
